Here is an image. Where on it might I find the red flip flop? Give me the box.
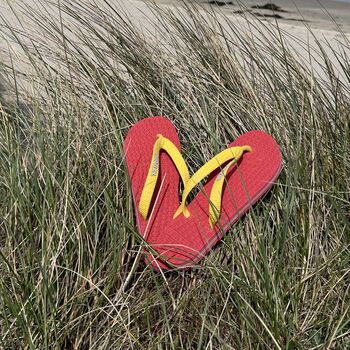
[123,116,188,255]
[124,117,282,271]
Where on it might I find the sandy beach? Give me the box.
[1,0,349,51]
[0,0,350,86]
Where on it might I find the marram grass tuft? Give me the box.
[0,1,349,349]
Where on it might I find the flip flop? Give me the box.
[123,116,190,260]
[145,129,282,269]
[124,117,282,270]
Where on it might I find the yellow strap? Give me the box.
[208,158,237,228]
[139,133,251,227]
[173,145,252,227]
[139,134,190,219]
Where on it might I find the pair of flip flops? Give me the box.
[124,116,281,270]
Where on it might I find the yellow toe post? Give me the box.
[173,204,190,219]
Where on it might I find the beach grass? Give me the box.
[0,1,349,348]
